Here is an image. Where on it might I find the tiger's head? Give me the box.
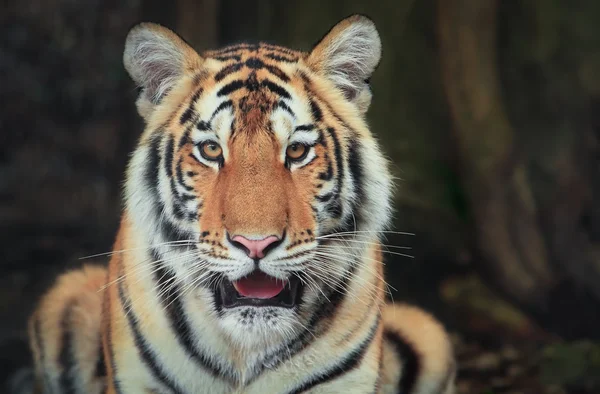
[123,15,392,349]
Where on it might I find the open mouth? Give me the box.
[218,270,302,308]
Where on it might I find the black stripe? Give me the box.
[318,156,334,181]
[286,318,380,394]
[218,80,244,96]
[327,127,343,189]
[260,44,297,55]
[277,100,295,117]
[245,57,264,69]
[213,43,259,54]
[95,337,107,377]
[221,52,290,79]
[117,268,186,394]
[265,64,290,82]
[180,107,195,125]
[210,100,234,120]
[169,177,189,220]
[305,76,360,152]
[170,190,187,220]
[144,132,162,196]
[152,256,237,385]
[325,126,344,219]
[384,330,420,393]
[214,54,242,62]
[197,120,211,131]
[178,127,192,148]
[265,53,298,63]
[180,89,203,125]
[245,72,260,92]
[164,136,175,178]
[316,193,333,202]
[176,157,194,192]
[294,124,314,132]
[188,211,199,221]
[325,199,343,218]
[215,63,243,82]
[261,79,291,99]
[211,46,246,55]
[316,129,325,146]
[180,193,196,201]
[58,302,76,394]
[309,99,322,122]
[161,214,193,242]
[165,137,192,221]
[346,139,365,229]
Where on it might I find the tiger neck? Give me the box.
[108,220,385,380]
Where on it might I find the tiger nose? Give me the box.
[229,235,281,259]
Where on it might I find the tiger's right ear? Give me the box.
[123,23,203,119]
[307,15,381,114]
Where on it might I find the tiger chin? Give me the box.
[25,15,456,394]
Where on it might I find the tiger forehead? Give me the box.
[179,43,309,134]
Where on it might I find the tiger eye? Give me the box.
[286,143,307,161]
[200,141,223,160]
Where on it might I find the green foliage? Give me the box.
[540,341,600,389]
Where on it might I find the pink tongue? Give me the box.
[233,271,286,299]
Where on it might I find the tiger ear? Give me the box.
[123,23,203,118]
[307,15,381,114]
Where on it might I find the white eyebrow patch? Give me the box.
[271,107,295,140]
[191,130,219,144]
[212,106,235,142]
[290,129,320,146]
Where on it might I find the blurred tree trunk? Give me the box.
[438,0,600,338]
[438,0,554,307]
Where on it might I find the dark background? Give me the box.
[2,0,600,393]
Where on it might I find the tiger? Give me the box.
[26,14,456,394]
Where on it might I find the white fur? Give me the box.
[318,18,381,100]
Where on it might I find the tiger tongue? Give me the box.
[233,271,286,299]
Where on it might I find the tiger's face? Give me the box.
[123,16,392,349]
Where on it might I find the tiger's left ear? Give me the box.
[307,15,382,114]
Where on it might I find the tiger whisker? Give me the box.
[308,252,396,301]
[315,230,414,238]
[311,250,397,292]
[80,239,197,261]
[316,245,414,259]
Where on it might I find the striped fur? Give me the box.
[27,15,456,394]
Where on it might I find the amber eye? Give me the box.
[199,141,223,161]
[286,143,308,162]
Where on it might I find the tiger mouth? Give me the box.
[219,270,302,308]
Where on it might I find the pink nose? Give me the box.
[231,235,280,259]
